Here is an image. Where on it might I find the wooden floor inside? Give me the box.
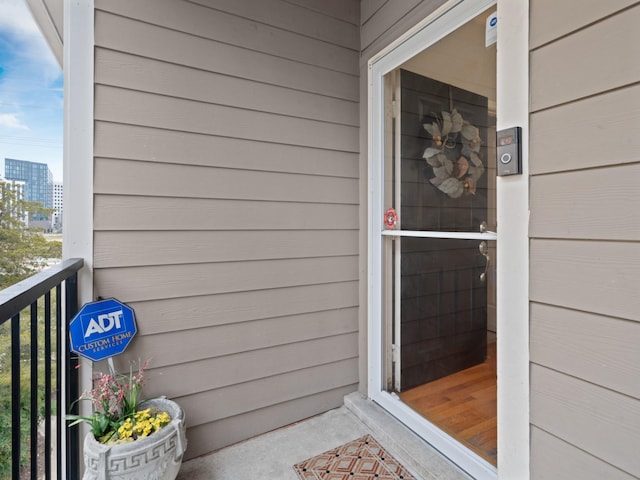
[398,342,497,465]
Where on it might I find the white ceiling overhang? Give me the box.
[25,0,63,67]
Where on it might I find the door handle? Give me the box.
[480,221,496,235]
[479,241,490,283]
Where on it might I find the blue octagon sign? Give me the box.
[69,298,137,362]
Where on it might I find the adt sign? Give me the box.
[69,298,137,362]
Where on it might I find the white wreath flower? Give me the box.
[422,108,485,199]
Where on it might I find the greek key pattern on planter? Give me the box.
[86,433,178,476]
[113,435,176,471]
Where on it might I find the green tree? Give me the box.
[0,182,62,290]
[0,183,62,477]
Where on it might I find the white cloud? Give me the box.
[0,0,60,76]
[0,112,29,129]
[0,0,42,37]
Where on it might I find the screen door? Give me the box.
[384,69,496,392]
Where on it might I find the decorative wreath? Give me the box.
[422,108,485,198]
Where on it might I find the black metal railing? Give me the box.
[0,258,84,480]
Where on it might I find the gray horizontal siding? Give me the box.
[95,49,359,127]
[94,230,358,267]
[529,0,637,49]
[93,158,358,203]
[531,427,637,480]
[186,385,356,457]
[95,9,358,101]
[360,0,447,60]
[126,281,359,335]
[530,365,640,475]
[93,196,358,231]
[530,84,640,175]
[177,358,359,428]
[94,86,358,152]
[361,0,421,51]
[139,333,359,399]
[186,0,359,48]
[530,163,640,241]
[120,308,358,369]
[530,239,640,322]
[94,255,358,305]
[530,4,640,111]
[529,1,640,477]
[93,0,360,458]
[361,0,386,25]
[286,0,359,25]
[94,122,358,178]
[530,303,640,400]
[97,0,359,64]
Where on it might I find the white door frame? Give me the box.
[367,1,530,479]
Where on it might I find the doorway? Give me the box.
[368,2,502,479]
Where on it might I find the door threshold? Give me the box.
[345,392,497,480]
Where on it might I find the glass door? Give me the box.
[380,7,498,467]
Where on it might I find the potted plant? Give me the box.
[67,361,187,480]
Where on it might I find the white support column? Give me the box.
[63,0,93,297]
[496,0,530,478]
[62,0,94,475]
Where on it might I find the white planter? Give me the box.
[82,397,187,480]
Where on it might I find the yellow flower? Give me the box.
[112,408,173,442]
[134,408,151,421]
[117,418,134,439]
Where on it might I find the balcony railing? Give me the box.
[0,258,84,480]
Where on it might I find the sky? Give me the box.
[0,0,63,182]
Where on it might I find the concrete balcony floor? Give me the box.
[176,392,471,480]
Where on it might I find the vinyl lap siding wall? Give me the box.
[529,1,640,478]
[360,0,446,58]
[92,0,360,458]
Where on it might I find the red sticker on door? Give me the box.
[384,208,398,229]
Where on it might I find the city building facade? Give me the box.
[52,181,63,232]
[4,158,53,229]
[0,175,28,225]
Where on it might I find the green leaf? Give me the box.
[65,415,93,427]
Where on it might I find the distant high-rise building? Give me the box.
[52,181,63,231]
[4,158,53,229]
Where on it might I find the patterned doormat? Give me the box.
[293,434,416,480]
